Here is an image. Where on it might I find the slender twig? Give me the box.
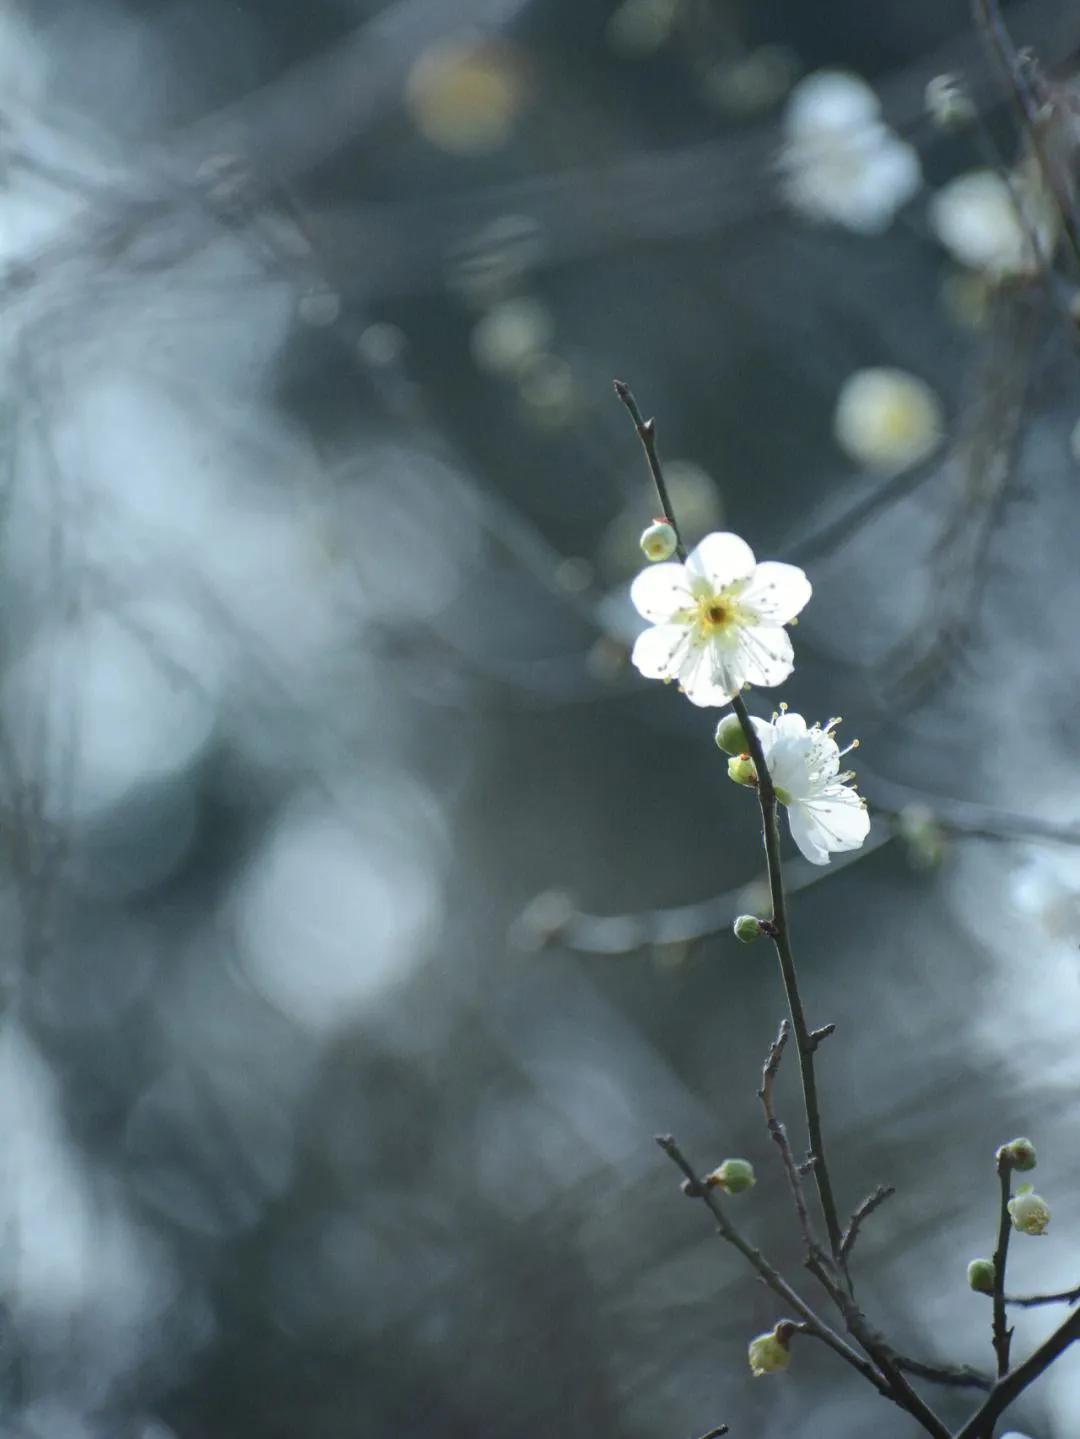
[991,1155,1014,1377]
[892,1356,993,1392]
[954,1306,1080,1439]
[1007,1283,1080,1308]
[694,1428,729,1439]
[655,1134,891,1396]
[757,1020,818,1258]
[613,381,686,563]
[840,1185,897,1263]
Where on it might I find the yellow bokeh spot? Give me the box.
[406,39,524,156]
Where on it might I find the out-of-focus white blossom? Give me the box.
[629,533,811,706]
[741,710,870,866]
[470,297,553,376]
[930,166,1057,278]
[779,70,921,233]
[833,367,944,472]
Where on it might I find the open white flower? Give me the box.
[779,70,921,234]
[630,533,811,707]
[743,709,870,865]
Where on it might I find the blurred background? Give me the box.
[3,0,1080,1435]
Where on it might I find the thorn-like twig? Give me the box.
[758,1020,818,1259]
[1006,1283,1080,1308]
[840,1185,897,1263]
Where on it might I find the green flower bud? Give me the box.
[967,1258,996,1295]
[639,520,678,563]
[748,1325,791,1376]
[1008,1187,1050,1236]
[727,754,757,787]
[707,1158,756,1194]
[714,712,750,755]
[732,914,763,945]
[1002,1137,1037,1172]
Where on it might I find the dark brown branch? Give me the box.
[694,1427,729,1439]
[840,1185,896,1263]
[954,1306,1080,1439]
[991,1155,1014,1377]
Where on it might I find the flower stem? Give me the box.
[992,1156,1014,1376]
[729,689,847,1263]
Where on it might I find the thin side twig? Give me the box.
[1006,1283,1080,1308]
[757,1019,818,1258]
[840,1185,897,1263]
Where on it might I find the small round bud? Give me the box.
[1008,1187,1050,1236]
[639,520,678,563]
[727,754,757,787]
[967,1258,996,1295]
[748,1324,791,1376]
[715,712,750,755]
[1002,1137,1037,1172]
[925,73,976,131]
[708,1157,756,1194]
[733,914,763,945]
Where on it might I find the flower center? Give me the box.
[695,594,740,634]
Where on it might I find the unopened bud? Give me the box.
[727,754,757,787]
[709,1157,756,1193]
[1001,1137,1037,1172]
[748,1323,792,1376]
[1008,1186,1050,1236]
[639,520,678,562]
[715,712,750,755]
[732,914,763,945]
[925,73,976,131]
[967,1258,996,1295]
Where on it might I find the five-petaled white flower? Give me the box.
[743,710,870,865]
[630,533,811,707]
[778,70,921,234]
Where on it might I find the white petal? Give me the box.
[732,623,795,688]
[631,623,692,680]
[746,714,777,759]
[741,562,812,624]
[685,533,756,593]
[786,804,832,865]
[773,712,808,740]
[630,563,694,623]
[790,786,870,864]
[676,637,742,707]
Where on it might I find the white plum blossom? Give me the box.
[743,709,870,865]
[779,70,921,234]
[833,367,944,472]
[930,166,1057,278]
[629,533,811,707]
[1008,1187,1051,1236]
